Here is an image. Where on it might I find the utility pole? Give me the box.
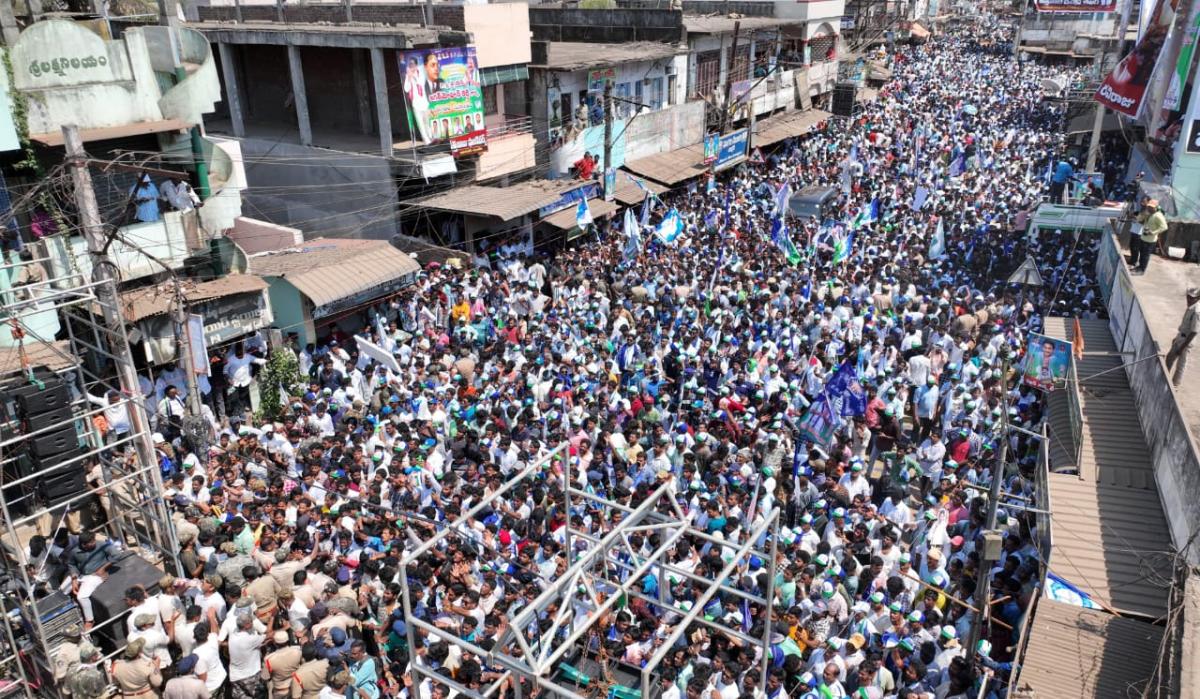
[63,124,169,532]
[720,21,742,137]
[967,351,1011,656]
[1086,0,1135,173]
[171,278,209,453]
[602,80,614,201]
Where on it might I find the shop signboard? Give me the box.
[714,129,748,171]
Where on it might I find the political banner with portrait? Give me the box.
[398,47,487,156]
[1094,0,1181,117]
[1021,333,1072,391]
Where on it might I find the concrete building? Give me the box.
[0,18,258,351]
[191,2,538,245]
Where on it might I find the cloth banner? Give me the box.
[1095,0,1182,117]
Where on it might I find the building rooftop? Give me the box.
[682,15,799,35]
[189,20,455,48]
[538,41,682,71]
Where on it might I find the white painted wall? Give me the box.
[464,3,533,68]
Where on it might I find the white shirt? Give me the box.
[225,354,265,388]
[227,629,265,682]
[195,638,226,692]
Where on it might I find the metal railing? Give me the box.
[487,114,534,139]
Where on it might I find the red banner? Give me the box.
[1034,0,1116,11]
[1095,0,1181,117]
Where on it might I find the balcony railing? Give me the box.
[488,115,534,139]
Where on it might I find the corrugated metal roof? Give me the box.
[1047,474,1172,618]
[541,198,620,230]
[0,340,76,376]
[625,145,708,186]
[119,274,269,323]
[250,238,420,309]
[753,109,832,148]
[539,42,681,71]
[613,173,666,206]
[411,181,575,221]
[1017,600,1169,699]
[1043,318,1154,487]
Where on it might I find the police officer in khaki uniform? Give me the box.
[289,642,329,699]
[65,643,108,699]
[52,624,83,695]
[262,631,303,699]
[110,638,163,699]
[245,566,282,622]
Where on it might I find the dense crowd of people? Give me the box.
[49,22,1110,699]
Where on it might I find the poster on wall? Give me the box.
[1021,333,1072,392]
[588,68,615,95]
[1094,0,1181,117]
[399,46,488,157]
[1033,0,1116,11]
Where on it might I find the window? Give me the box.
[649,77,664,111]
[694,50,721,97]
[810,35,837,63]
[634,79,644,113]
[482,85,499,116]
[616,82,632,119]
[729,44,751,83]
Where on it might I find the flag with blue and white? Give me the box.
[655,208,684,245]
[575,198,593,229]
[622,208,641,262]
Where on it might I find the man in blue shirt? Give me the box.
[130,173,161,223]
[1049,158,1075,204]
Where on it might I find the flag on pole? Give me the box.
[622,208,642,262]
[796,397,839,447]
[929,217,946,259]
[655,208,684,244]
[773,181,791,217]
[1045,572,1102,610]
[575,198,593,229]
[639,195,651,228]
[832,229,854,265]
[770,217,802,265]
[912,186,929,211]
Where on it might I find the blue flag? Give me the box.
[655,208,684,244]
[1045,572,1101,610]
[826,360,866,417]
[622,208,642,262]
[575,199,593,229]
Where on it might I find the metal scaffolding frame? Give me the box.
[0,248,179,698]
[398,442,782,699]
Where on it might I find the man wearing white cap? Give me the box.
[1165,286,1200,388]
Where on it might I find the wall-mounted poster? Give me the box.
[399,46,487,157]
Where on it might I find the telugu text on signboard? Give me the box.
[399,46,488,157]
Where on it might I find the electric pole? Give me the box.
[720,21,742,137]
[171,278,210,454]
[603,80,613,201]
[63,125,176,553]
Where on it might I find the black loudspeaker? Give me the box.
[40,466,86,505]
[30,423,81,460]
[13,380,70,417]
[25,403,74,433]
[832,81,858,117]
[88,553,163,652]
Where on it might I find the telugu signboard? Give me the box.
[1094,0,1180,117]
[399,47,487,157]
[1034,0,1117,11]
[714,129,748,171]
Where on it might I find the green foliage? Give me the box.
[579,0,617,8]
[256,348,302,421]
[2,49,38,175]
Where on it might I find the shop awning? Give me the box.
[625,146,708,187]
[410,180,576,222]
[119,274,269,323]
[613,173,667,206]
[541,198,620,230]
[251,238,420,310]
[909,22,930,39]
[752,109,831,148]
[481,64,529,87]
